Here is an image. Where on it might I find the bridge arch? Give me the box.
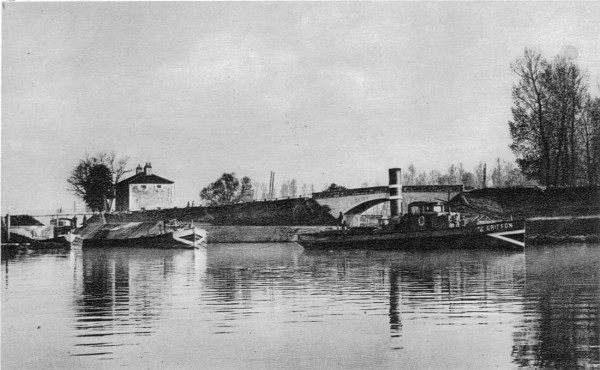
[312,183,464,227]
[312,187,391,227]
[343,197,390,227]
[343,197,389,215]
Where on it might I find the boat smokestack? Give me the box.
[388,168,402,218]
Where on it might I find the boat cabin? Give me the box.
[399,201,464,230]
[408,201,446,215]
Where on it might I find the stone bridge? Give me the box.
[312,184,463,227]
[26,213,94,228]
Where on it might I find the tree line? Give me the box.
[400,160,530,188]
[199,175,354,205]
[68,156,530,212]
[509,48,600,186]
[202,161,529,207]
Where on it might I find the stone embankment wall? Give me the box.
[204,226,336,243]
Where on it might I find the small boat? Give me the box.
[75,221,208,249]
[166,220,208,248]
[297,201,525,250]
[51,217,77,242]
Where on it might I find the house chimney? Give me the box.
[136,164,143,175]
[144,162,152,176]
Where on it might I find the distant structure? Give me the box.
[115,163,174,212]
[4,215,53,240]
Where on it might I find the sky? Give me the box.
[2,2,600,214]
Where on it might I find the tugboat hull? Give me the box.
[297,220,525,250]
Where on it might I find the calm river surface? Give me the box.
[2,243,599,369]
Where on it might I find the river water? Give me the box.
[2,243,599,369]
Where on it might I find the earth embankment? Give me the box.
[450,187,600,244]
[451,186,600,218]
[89,198,338,226]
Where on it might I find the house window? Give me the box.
[157,185,162,189]
[132,185,138,190]
[141,185,147,190]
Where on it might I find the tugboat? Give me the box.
[296,200,525,250]
[296,168,525,251]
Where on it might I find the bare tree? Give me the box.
[491,158,505,187]
[414,172,427,185]
[474,162,486,188]
[301,183,309,196]
[578,96,600,184]
[509,48,589,186]
[509,49,554,185]
[402,164,417,185]
[260,183,268,200]
[280,182,289,198]
[289,179,298,197]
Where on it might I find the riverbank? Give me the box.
[77,186,599,244]
[526,215,600,245]
[456,186,600,218]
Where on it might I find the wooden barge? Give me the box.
[73,221,207,249]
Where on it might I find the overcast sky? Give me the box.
[2,2,599,214]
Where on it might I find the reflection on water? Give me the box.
[72,249,201,358]
[513,246,600,368]
[2,243,598,369]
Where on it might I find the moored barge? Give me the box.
[73,220,207,249]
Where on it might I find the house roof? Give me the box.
[116,173,174,187]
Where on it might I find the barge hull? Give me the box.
[82,232,196,249]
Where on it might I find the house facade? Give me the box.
[115,163,174,212]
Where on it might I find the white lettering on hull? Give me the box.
[477,223,514,233]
